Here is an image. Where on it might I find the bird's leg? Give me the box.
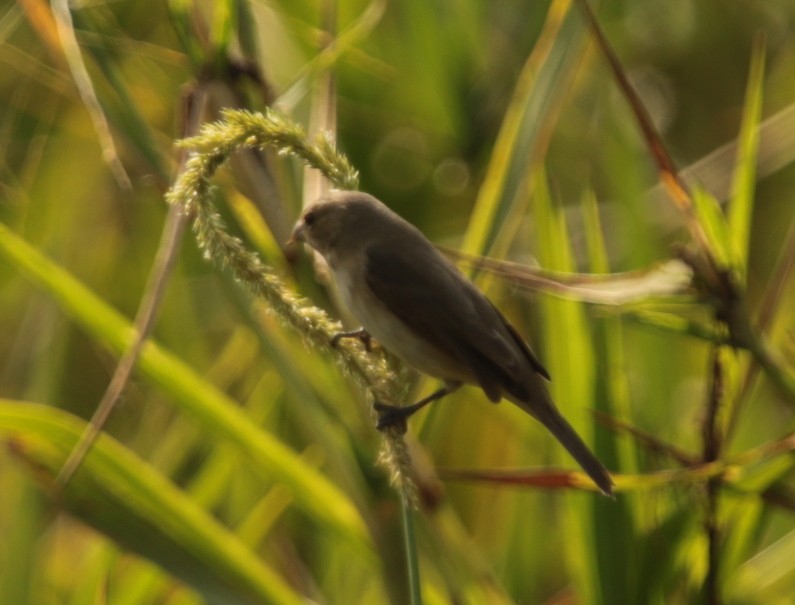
[330,328,372,352]
[374,383,459,432]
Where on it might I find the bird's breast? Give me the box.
[331,258,468,382]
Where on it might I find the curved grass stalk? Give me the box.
[168,107,417,502]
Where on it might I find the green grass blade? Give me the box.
[619,308,729,343]
[211,0,235,61]
[0,221,369,548]
[70,9,170,181]
[532,167,601,603]
[692,185,737,271]
[0,401,305,605]
[728,36,765,278]
[276,0,387,112]
[581,189,642,603]
[401,496,423,605]
[461,0,587,260]
[234,0,259,60]
[729,528,795,603]
[167,0,205,68]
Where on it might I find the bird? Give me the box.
[290,190,613,496]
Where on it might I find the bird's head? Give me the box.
[290,191,386,258]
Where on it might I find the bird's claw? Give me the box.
[373,401,408,434]
[330,328,373,352]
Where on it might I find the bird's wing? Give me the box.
[486,301,550,381]
[364,242,547,401]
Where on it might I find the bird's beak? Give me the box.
[287,220,306,247]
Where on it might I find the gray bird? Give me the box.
[291,190,613,496]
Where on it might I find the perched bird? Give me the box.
[291,190,613,496]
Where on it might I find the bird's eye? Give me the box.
[303,211,317,227]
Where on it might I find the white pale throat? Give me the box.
[327,250,466,383]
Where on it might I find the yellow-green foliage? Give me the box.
[1,2,795,604]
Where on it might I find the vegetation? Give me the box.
[1,1,795,603]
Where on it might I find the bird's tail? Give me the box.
[512,392,613,496]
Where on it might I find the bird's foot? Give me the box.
[330,328,373,352]
[373,385,454,433]
[373,402,410,434]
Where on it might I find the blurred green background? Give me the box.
[2,0,795,603]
